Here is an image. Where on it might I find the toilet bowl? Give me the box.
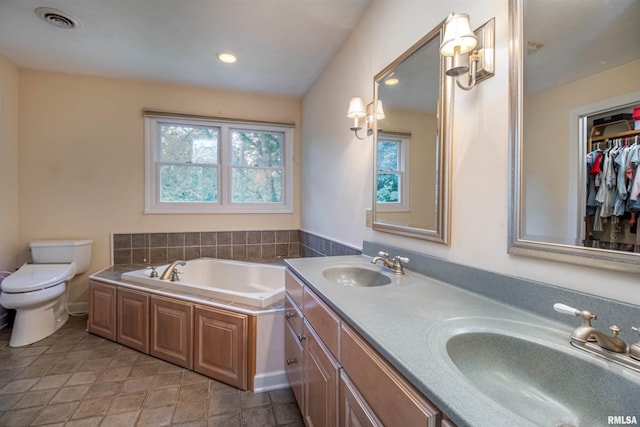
[0,239,92,347]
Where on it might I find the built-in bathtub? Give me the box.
[121,257,285,308]
[94,257,288,392]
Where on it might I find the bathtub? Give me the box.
[121,258,285,308]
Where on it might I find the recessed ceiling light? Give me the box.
[384,77,400,86]
[217,52,237,64]
[35,7,80,29]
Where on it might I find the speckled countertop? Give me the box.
[284,255,640,427]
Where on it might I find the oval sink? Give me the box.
[322,266,391,287]
[430,318,640,426]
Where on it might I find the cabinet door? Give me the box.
[194,305,248,390]
[340,324,441,426]
[117,288,149,353]
[150,295,193,369]
[304,320,339,427]
[88,281,117,341]
[339,370,383,427]
[284,321,304,411]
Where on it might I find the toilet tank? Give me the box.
[30,240,93,274]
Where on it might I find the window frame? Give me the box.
[144,115,294,214]
[376,133,410,213]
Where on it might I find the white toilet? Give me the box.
[0,239,93,347]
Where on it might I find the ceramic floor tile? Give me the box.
[0,314,301,427]
[136,405,174,427]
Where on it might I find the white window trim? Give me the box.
[376,134,410,213]
[144,115,294,214]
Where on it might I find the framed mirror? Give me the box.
[372,21,452,243]
[509,0,640,272]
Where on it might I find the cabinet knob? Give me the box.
[297,333,306,342]
[286,358,297,365]
[285,311,297,319]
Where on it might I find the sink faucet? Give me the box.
[371,251,409,275]
[553,303,627,353]
[159,260,186,281]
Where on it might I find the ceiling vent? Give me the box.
[35,7,80,29]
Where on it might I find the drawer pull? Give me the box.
[297,333,306,342]
[286,358,297,365]
[285,311,298,319]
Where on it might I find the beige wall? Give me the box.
[18,70,301,302]
[0,55,19,322]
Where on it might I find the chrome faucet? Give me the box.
[554,303,640,373]
[371,251,409,274]
[159,260,186,280]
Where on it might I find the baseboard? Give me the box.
[67,301,89,315]
[252,370,290,393]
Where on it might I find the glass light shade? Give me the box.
[440,13,478,57]
[375,100,385,120]
[347,97,366,118]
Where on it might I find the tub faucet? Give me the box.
[371,251,409,275]
[554,303,627,353]
[160,260,186,281]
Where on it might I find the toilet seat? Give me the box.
[1,263,76,293]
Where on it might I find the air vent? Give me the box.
[35,7,80,29]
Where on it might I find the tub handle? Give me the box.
[286,358,297,365]
[285,311,297,319]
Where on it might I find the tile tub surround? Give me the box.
[363,241,640,345]
[112,230,302,265]
[112,230,360,265]
[0,315,303,427]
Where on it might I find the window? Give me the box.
[145,114,293,213]
[376,134,410,212]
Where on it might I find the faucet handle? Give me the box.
[609,325,621,337]
[553,303,597,326]
[146,266,158,278]
[377,251,390,259]
[395,256,410,264]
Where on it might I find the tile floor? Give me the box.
[0,314,303,427]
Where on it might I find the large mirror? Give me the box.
[372,21,452,243]
[509,0,640,272]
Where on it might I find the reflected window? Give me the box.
[376,134,410,212]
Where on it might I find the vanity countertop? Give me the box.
[284,255,639,427]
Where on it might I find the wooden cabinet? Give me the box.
[194,304,252,389]
[284,294,304,408]
[340,323,441,426]
[339,370,382,427]
[150,294,193,369]
[303,320,340,427]
[116,288,149,353]
[284,269,453,427]
[88,281,117,341]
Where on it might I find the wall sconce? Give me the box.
[347,98,385,140]
[440,13,495,91]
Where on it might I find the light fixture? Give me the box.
[440,13,495,90]
[217,52,237,64]
[347,98,384,140]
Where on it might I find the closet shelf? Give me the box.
[590,120,640,143]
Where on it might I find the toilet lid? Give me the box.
[1,263,76,293]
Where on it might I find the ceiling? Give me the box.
[0,0,371,97]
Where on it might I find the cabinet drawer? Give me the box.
[284,321,304,410]
[303,287,340,359]
[284,293,303,336]
[340,324,441,426]
[285,270,305,309]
